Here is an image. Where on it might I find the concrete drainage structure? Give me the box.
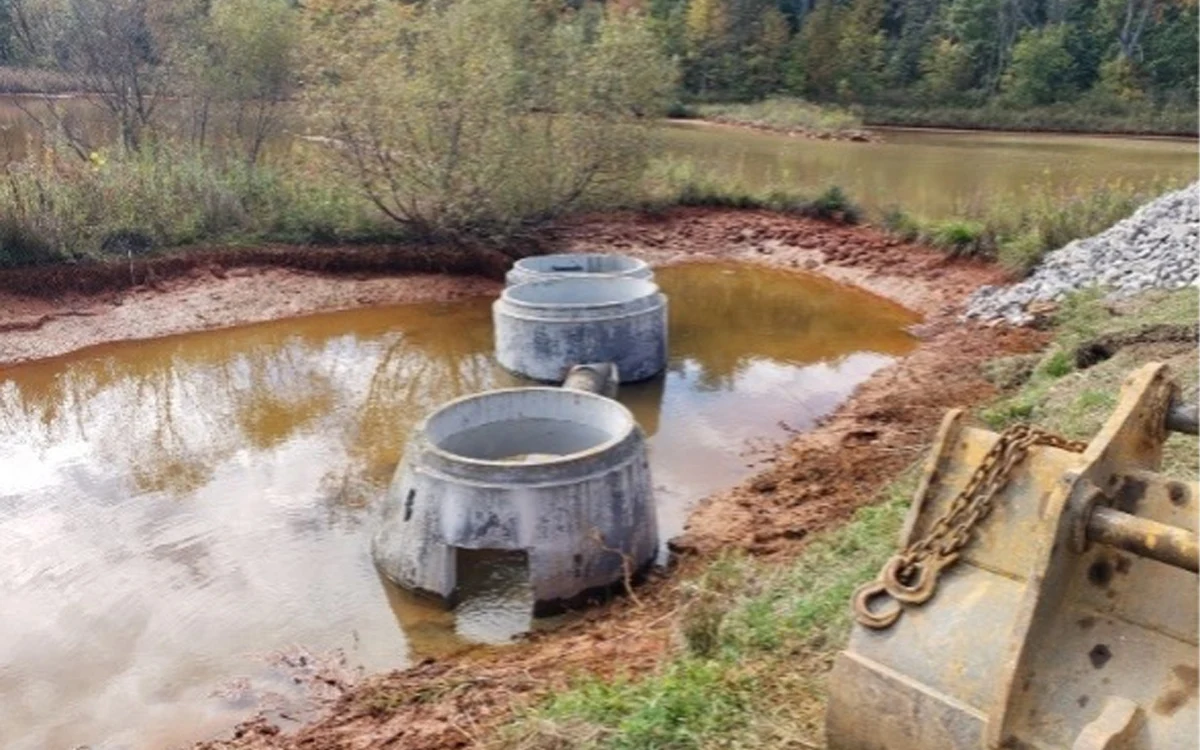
[494,277,668,383]
[372,387,657,614]
[506,253,653,287]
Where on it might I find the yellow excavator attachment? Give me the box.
[826,362,1198,750]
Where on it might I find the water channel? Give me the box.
[0,263,917,749]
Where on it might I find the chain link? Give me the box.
[853,423,1087,629]
[852,373,1178,630]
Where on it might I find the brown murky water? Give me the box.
[0,263,917,748]
[663,121,1197,219]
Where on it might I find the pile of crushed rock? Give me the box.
[965,182,1198,324]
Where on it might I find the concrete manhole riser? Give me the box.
[372,388,658,613]
[494,277,668,383]
[505,253,653,287]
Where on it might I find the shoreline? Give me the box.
[665,114,1199,142]
[0,208,993,367]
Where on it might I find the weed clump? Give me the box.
[878,179,1184,272]
[694,97,864,136]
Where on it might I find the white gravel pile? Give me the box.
[965,182,1199,324]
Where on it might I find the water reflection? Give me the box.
[0,262,916,749]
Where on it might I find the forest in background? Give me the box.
[0,0,1196,129]
[644,0,1197,114]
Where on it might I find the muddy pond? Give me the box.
[1,96,1196,221]
[662,122,1198,218]
[0,263,917,749]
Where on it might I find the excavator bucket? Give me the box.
[826,363,1198,750]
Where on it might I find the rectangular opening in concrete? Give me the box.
[453,548,535,641]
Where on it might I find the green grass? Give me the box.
[862,101,1198,137]
[0,144,399,268]
[981,287,1198,478]
[928,219,988,257]
[508,473,917,749]
[880,178,1187,273]
[689,98,864,136]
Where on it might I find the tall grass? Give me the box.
[0,145,390,268]
[881,178,1187,273]
[691,97,864,136]
[863,102,1198,137]
[0,66,81,95]
[641,157,863,223]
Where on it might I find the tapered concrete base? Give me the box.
[372,388,658,612]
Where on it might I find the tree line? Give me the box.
[1,0,1195,113]
[645,0,1197,110]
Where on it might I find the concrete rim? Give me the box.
[501,277,661,310]
[419,387,637,469]
[510,253,650,278]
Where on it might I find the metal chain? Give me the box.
[852,374,1178,630]
[853,423,1087,630]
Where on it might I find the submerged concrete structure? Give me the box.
[372,387,657,614]
[494,277,668,383]
[505,253,653,287]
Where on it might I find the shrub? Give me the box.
[804,185,862,223]
[929,219,989,257]
[0,144,386,265]
[881,206,920,241]
[0,216,61,268]
[302,0,677,243]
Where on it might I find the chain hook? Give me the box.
[881,553,956,604]
[852,579,903,629]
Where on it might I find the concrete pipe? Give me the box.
[372,387,657,615]
[494,277,668,383]
[505,253,653,287]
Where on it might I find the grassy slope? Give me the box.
[862,102,1199,138]
[505,287,1198,749]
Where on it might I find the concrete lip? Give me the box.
[494,277,668,382]
[506,253,652,286]
[421,387,636,472]
[501,276,660,309]
[373,387,658,614]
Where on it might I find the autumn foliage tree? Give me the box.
[302,0,677,244]
[643,0,1197,114]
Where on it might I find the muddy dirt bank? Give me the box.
[133,210,1031,749]
[0,209,996,366]
[0,244,507,366]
